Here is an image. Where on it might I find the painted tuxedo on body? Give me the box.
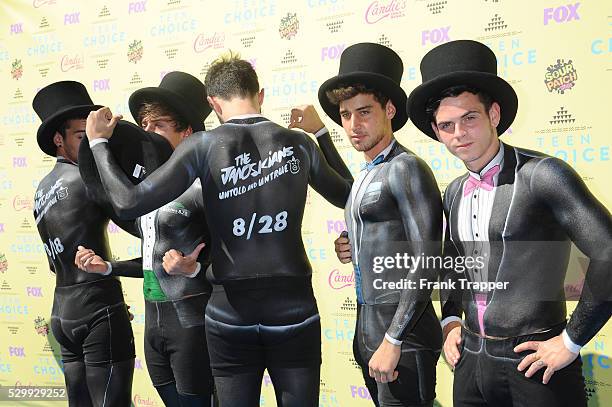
[441,142,612,345]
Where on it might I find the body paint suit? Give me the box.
[441,144,612,407]
[90,116,352,407]
[34,157,135,407]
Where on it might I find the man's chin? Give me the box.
[351,142,369,152]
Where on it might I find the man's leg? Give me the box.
[506,353,587,407]
[144,300,182,406]
[376,350,439,407]
[85,359,134,407]
[214,369,265,407]
[83,303,136,407]
[168,296,215,406]
[267,365,320,407]
[51,311,94,407]
[453,330,489,407]
[63,360,94,407]
[353,314,380,407]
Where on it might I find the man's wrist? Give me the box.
[441,316,462,330]
[185,262,201,278]
[562,329,582,354]
[89,138,108,148]
[384,333,402,346]
[102,261,112,276]
[314,127,328,138]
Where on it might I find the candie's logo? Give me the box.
[193,32,225,53]
[11,59,23,80]
[279,13,299,39]
[545,59,577,94]
[33,0,57,8]
[61,54,84,72]
[13,195,33,211]
[128,40,143,63]
[328,268,355,290]
[365,0,407,24]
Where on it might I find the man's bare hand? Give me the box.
[86,107,122,140]
[442,321,462,368]
[163,243,205,276]
[334,231,352,264]
[74,245,108,274]
[368,338,401,383]
[288,105,325,134]
[515,334,579,384]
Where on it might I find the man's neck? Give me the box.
[364,133,394,162]
[465,138,501,173]
[219,98,260,123]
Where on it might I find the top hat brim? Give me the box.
[129,87,211,132]
[37,104,102,156]
[318,72,408,132]
[407,71,518,140]
[78,120,174,222]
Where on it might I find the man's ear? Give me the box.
[207,96,222,117]
[431,122,442,141]
[53,132,63,147]
[385,100,396,121]
[489,102,501,128]
[258,88,265,108]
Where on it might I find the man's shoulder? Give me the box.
[389,145,427,169]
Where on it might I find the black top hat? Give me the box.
[79,121,174,206]
[407,40,518,140]
[318,43,408,131]
[32,81,102,156]
[129,71,211,132]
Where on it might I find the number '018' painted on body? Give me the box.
[233,211,288,239]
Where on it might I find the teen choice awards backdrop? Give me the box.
[0,0,610,406]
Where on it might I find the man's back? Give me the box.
[34,159,112,286]
[91,116,351,284]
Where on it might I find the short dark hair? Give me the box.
[325,83,389,108]
[425,85,494,124]
[136,101,189,132]
[57,116,87,138]
[204,52,259,99]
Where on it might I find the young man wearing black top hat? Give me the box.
[32,81,136,407]
[84,54,353,407]
[75,72,215,407]
[407,39,612,406]
[319,43,443,407]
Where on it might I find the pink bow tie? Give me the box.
[464,164,500,196]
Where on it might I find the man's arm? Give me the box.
[534,157,612,345]
[75,245,143,278]
[368,155,443,383]
[289,105,353,181]
[304,135,352,208]
[516,157,612,384]
[386,155,443,340]
[87,107,204,220]
[440,193,465,367]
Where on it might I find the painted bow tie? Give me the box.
[464,164,500,196]
[361,154,385,171]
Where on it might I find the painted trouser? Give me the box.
[454,323,587,407]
